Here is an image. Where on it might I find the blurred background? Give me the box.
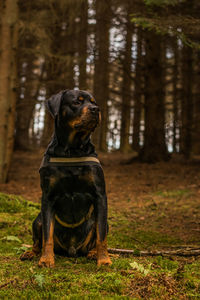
[0,0,200,182]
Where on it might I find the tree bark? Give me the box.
[15,59,36,150]
[192,51,200,155]
[120,4,133,153]
[0,0,18,183]
[4,17,18,178]
[139,31,168,163]
[93,0,110,151]
[172,38,179,153]
[132,28,143,152]
[180,46,193,158]
[78,0,88,90]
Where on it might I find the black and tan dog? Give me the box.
[20,89,112,267]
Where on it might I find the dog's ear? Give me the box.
[46,90,67,118]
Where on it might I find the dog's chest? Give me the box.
[43,165,96,224]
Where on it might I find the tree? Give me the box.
[0,0,18,182]
[77,0,88,90]
[132,27,143,152]
[180,46,193,158]
[93,0,110,151]
[192,51,200,155]
[120,1,133,153]
[140,30,168,162]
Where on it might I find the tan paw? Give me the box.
[38,255,55,268]
[87,249,97,260]
[97,256,112,266]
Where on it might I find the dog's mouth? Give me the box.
[69,109,100,132]
[74,114,99,131]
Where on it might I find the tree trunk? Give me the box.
[4,18,18,179]
[78,0,88,90]
[139,31,168,163]
[0,0,18,183]
[180,46,193,158]
[191,51,200,155]
[172,38,179,153]
[15,59,36,150]
[64,4,76,89]
[132,28,143,152]
[93,0,110,151]
[120,5,133,153]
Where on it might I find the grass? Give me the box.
[0,192,200,299]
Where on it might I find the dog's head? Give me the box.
[46,90,100,133]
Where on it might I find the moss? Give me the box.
[154,189,191,198]
[0,192,40,213]
[0,193,200,299]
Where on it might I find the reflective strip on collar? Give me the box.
[55,205,94,228]
[49,157,100,164]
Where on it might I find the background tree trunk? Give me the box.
[93,0,110,151]
[4,17,18,179]
[172,38,179,153]
[191,51,200,155]
[180,46,193,158]
[78,0,88,90]
[140,31,168,162]
[0,0,18,183]
[15,59,36,150]
[120,4,133,153]
[132,28,143,152]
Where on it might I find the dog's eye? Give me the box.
[73,100,82,106]
[90,98,96,104]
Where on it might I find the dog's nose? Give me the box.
[89,106,100,114]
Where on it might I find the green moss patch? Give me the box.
[0,193,200,299]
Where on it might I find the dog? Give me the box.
[20,89,112,267]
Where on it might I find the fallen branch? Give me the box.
[108,247,200,257]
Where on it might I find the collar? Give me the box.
[48,156,100,166]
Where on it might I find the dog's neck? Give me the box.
[58,125,91,147]
[47,124,96,157]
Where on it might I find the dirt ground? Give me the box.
[1,150,200,247]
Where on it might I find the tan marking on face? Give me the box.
[68,106,89,129]
[62,110,67,117]
[82,106,88,115]
[68,118,82,128]
[79,96,84,101]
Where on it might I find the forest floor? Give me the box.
[0,150,200,298]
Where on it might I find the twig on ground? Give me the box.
[108,247,200,257]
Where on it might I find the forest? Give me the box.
[1,0,200,182]
[1,0,200,298]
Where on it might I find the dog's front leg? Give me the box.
[38,197,55,268]
[95,193,112,266]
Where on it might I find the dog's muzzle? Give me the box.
[74,106,100,130]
